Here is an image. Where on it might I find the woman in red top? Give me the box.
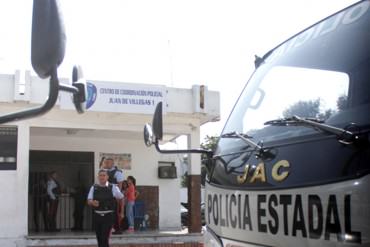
[125,176,136,232]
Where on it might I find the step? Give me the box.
[27,230,204,247]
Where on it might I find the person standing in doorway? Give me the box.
[87,169,124,247]
[32,173,48,232]
[103,158,124,191]
[46,171,61,232]
[71,179,87,231]
[102,157,125,234]
[125,175,136,233]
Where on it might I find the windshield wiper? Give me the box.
[220,131,275,159]
[264,115,357,145]
[221,131,262,150]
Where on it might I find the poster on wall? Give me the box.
[100,152,132,170]
[0,126,17,170]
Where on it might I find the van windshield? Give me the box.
[220,1,370,152]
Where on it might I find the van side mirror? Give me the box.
[143,102,163,147]
[143,102,213,157]
[31,0,65,78]
[0,0,87,124]
[72,65,87,113]
[152,101,163,141]
[143,123,154,147]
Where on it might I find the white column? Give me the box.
[0,122,30,246]
[16,122,30,238]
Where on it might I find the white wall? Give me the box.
[158,154,182,230]
[0,72,220,127]
[0,123,29,247]
[0,74,14,102]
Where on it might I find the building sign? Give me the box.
[0,126,17,170]
[100,152,132,170]
[60,80,166,114]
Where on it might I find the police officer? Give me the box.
[103,158,124,189]
[102,157,124,234]
[87,169,123,247]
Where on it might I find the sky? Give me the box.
[0,0,357,143]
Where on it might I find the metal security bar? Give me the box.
[28,172,92,233]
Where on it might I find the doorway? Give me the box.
[28,150,94,233]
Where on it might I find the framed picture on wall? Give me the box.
[99,152,132,170]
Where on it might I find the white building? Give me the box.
[0,70,220,246]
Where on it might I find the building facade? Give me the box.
[0,70,220,246]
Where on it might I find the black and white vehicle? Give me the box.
[144,1,370,246]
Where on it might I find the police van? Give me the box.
[144,1,370,246]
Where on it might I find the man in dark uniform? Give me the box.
[104,158,124,188]
[102,157,124,234]
[87,169,123,247]
[71,180,87,231]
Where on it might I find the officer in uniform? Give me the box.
[87,169,124,247]
[102,157,125,234]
